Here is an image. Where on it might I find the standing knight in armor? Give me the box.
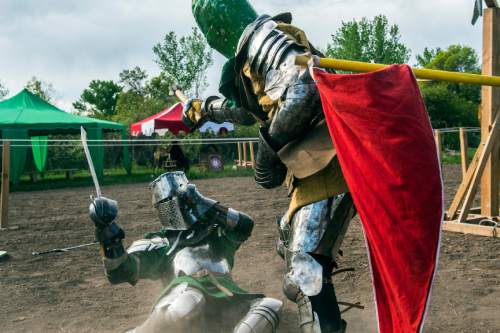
[89,171,282,333]
[183,1,357,332]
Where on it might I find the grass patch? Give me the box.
[8,147,478,192]
[10,165,254,192]
[441,147,477,165]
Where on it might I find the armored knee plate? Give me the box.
[283,252,324,300]
[233,297,283,333]
[134,283,206,333]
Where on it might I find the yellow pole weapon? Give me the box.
[295,55,500,87]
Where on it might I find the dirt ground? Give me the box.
[1,165,499,333]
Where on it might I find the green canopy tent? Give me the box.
[0,89,131,183]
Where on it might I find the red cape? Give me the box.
[314,65,443,333]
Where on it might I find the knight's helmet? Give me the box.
[149,171,217,230]
[192,0,258,58]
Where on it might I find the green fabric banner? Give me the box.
[31,136,48,172]
[2,129,29,184]
[121,130,132,174]
[86,127,104,180]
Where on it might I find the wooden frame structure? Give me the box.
[0,141,10,229]
[443,3,500,237]
[235,142,255,169]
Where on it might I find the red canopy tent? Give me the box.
[130,103,190,136]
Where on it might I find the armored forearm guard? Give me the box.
[205,97,256,126]
[203,204,255,242]
[95,222,126,259]
[254,127,287,189]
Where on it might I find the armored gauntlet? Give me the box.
[254,127,287,189]
[89,197,125,259]
[182,97,221,129]
[182,98,205,129]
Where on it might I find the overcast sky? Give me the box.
[0,0,482,110]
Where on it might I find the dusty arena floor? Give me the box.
[1,165,499,333]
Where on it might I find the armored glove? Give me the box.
[254,127,287,189]
[89,197,125,259]
[182,98,206,129]
[182,97,221,129]
[182,184,255,238]
[181,184,218,220]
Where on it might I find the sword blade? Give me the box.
[80,126,102,198]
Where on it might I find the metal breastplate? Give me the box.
[170,244,231,278]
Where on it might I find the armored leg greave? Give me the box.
[132,283,206,333]
[233,297,283,333]
[279,194,355,333]
[309,254,345,333]
[293,256,345,333]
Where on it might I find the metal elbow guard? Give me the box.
[254,128,287,189]
[268,73,322,148]
[233,298,283,333]
[227,209,254,241]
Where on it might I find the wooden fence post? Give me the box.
[434,130,442,164]
[458,112,500,222]
[237,142,242,167]
[242,142,248,168]
[249,142,255,169]
[459,128,469,179]
[480,7,500,217]
[1,141,10,229]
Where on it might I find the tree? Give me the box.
[0,80,8,100]
[145,72,174,102]
[417,45,481,104]
[112,91,169,127]
[119,66,148,95]
[25,76,55,102]
[153,27,213,97]
[74,80,123,119]
[326,15,410,65]
[416,45,481,128]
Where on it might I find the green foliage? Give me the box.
[25,76,55,102]
[326,15,410,65]
[73,80,123,119]
[153,27,213,96]
[46,135,86,170]
[416,45,480,128]
[416,45,480,73]
[119,66,148,95]
[234,123,259,138]
[145,72,174,103]
[0,80,8,100]
[113,91,170,128]
[176,131,204,164]
[419,83,479,128]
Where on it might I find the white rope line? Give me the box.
[0,127,485,145]
[0,127,483,143]
[0,137,259,142]
[435,127,481,133]
[0,127,486,148]
[4,142,259,147]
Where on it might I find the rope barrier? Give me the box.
[0,127,483,146]
[4,142,259,148]
[0,137,260,142]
